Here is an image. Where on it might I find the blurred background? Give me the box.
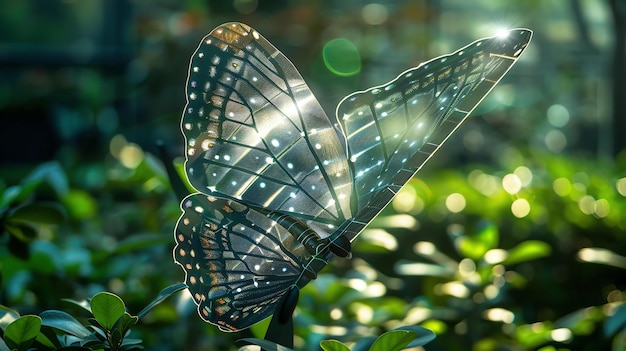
[1,0,625,350]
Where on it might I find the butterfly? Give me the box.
[173,22,532,332]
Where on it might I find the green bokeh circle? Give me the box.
[322,38,361,77]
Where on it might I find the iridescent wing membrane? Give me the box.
[174,22,532,331]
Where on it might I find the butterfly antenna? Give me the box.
[156,141,189,203]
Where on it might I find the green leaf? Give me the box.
[61,298,92,313]
[605,304,626,337]
[457,221,499,260]
[110,328,124,349]
[4,315,42,351]
[503,240,551,266]
[4,222,38,242]
[320,339,351,351]
[24,161,69,198]
[239,338,293,351]
[40,310,91,338]
[394,325,436,348]
[61,189,97,220]
[475,220,499,249]
[0,185,22,209]
[136,283,187,319]
[119,337,143,350]
[111,312,138,336]
[90,292,126,331]
[8,203,65,225]
[369,330,416,351]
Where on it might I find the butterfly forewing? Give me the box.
[182,23,352,229]
[334,29,532,242]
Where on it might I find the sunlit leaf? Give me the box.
[320,339,351,351]
[90,292,126,331]
[503,240,551,266]
[62,189,97,220]
[369,330,416,351]
[394,325,436,347]
[4,315,41,351]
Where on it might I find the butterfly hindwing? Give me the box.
[182,22,353,231]
[174,193,314,331]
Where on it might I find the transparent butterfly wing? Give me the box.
[333,29,533,242]
[175,23,532,332]
[174,193,313,331]
[182,22,352,234]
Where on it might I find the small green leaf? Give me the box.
[4,315,42,351]
[40,310,91,338]
[24,161,69,198]
[137,283,187,319]
[90,292,126,331]
[0,185,22,209]
[8,203,66,225]
[503,240,551,266]
[110,328,124,349]
[4,222,38,242]
[62,298,92,313]
[62,189,98,220]
[475,220,498,249]
[369,330,415,351]
[320,339,351,351]
[394,325,436,347]
[112,312,138,335]
[120,337,143,349]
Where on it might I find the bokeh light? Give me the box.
[547,104,570,127]
[511,198,530,218]
[502,173,522,194]
[233,0,258,14]
[445,193,466,213]
[514,166,533,186]
[616,177,626,196]
[553,177,572,196]
[545,129,567,152]
[322,38,361,76]
[361,3,388,25]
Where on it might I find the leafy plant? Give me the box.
[0,284,187,350]
[0,162,67,259]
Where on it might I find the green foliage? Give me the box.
[1,1,624,350]
[0,285,186,350]
[0,162,67,259]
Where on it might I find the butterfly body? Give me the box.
[174,22,532,331]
